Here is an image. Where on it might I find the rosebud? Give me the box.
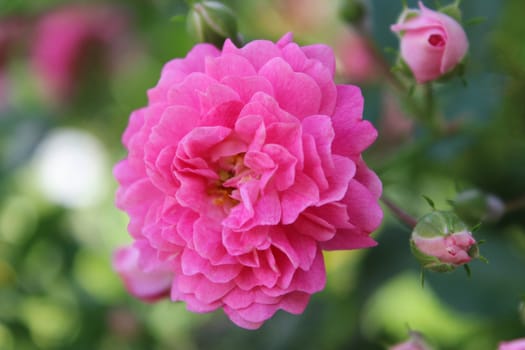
[113,245,172,302]
[390,331,433,350]
[391,1,468,83]
[339,0,368,29]
[453,189,505,226]
[411,211,478,272]
[187,1,241,48]
[498,338,525,350]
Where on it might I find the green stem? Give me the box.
[381,196,418,229]
[422,82,442,134]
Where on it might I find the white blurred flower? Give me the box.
[32,128,108,208]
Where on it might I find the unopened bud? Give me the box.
[411,211,478,272]
[390,2,468,84]
[339,0,368,28]
[187,1,241,48]
[390,331,433,350]
[453,189,505,226]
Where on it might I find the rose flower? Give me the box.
[391,1,468,83]
[113,33,382,329]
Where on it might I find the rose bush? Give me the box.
[113,33,382,329]
[391,1,468,83]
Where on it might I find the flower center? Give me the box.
[208,153,246,208]
[428,34,445,47]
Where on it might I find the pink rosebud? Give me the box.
[31,4,129,103]
[499,338,525,350]
[411,211,478,272]
[113,33,383,329]
[113,244,173,302]
[391,1,468,83]
[390,332,433,350]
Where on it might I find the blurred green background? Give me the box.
[0,0,524,349]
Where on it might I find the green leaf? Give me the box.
[464,264,471,277]
[478,255,489,264]
[422,195,436,210]
[465,16,487,26]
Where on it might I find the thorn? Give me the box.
[446,199,456,207]
[420,269,425,288]
[422,195,436,210]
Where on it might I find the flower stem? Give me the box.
[381,196,418,228]
[422,82,443,134]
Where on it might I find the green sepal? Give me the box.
[438,3,462,22]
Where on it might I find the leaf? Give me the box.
[170,14,186,23]
[478,255,489,264]
[422,195,436,210]
[464,264,471,277]
[384,47,397,55]
[465,16,487,26]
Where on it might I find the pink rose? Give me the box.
[391,1,468,83]
[499,338,525,350]
[113,33,382,329]
[31,4,129,103]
